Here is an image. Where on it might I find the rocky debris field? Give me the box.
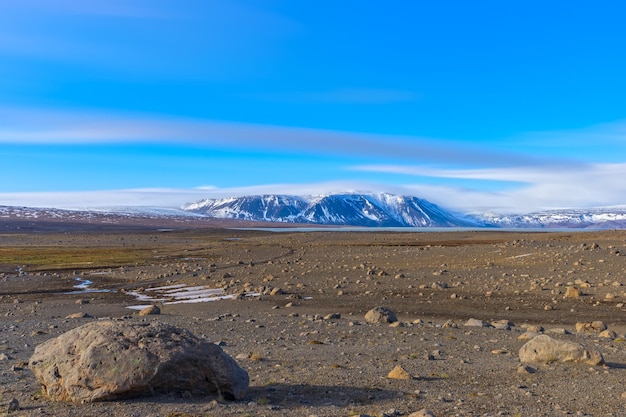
[1,227,626,416]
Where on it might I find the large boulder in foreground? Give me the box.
[29,321,249,403]
[519,334,604,366]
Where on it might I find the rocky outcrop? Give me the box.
[519,334,604,365]
[29,321,249,403]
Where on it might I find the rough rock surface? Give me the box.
[575,321,607,333]
[29,320,249,403]
[519,334,604,365]
[364,306,398,323]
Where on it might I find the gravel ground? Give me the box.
[1,226,626,416]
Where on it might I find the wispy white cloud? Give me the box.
[0,182,403,209]
[2,106,625,212]
[0,106,541,166]
[350,163,626,212]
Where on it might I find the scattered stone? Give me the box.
[65,312,93,319]
[563,287,582,298]
[29,320,249,402]
[0,353,12,361]
[270,287,284,296]
[365,306,398,324]
[323,313,341,320]
[518,331,540,341]
[599,329,618,339]
[7,397,19,412]
[387,364,414,380]
[138,305,161,316]
[546,328,571,335]
[576,321,607,333]
[442,319,458,329]
[464,318,493,328]
[517,364,536,374]
[519,335,604,366]
[492,319,514,330]
[408,409,436,417]
[525,325,544,333]
[75,299,89,305]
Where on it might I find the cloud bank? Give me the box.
[1,106,625,213]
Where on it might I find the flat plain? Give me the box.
[1,218,626,416]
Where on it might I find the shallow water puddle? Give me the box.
[125,284,258,310]
[63,277,114,294]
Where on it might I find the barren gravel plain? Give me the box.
[1,217,626,416]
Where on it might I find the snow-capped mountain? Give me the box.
[183,193,483,227]
[471,207,626,229]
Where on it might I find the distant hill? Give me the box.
[470,207,626,229]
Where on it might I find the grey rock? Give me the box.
[464,318,493,328]
[519,334,604,366]
[7,397,19,412]
[575,321,607,333]
[364,306,398,324]
[29,320,249,403]
[138,305,161,316]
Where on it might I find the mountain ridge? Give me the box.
[182,193,483,227]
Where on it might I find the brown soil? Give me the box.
[1,224,626,416]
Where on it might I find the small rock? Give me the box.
[517,364,536,374]
[387,364,414,380]
[442,319,458,329]
[599,329,618,339]
[575,321,607,333]
[525,325,544,333]
[564,286,581,298]
[546,328,571,335]
[492,319,514,330]
[138,305,161,316]
[364,306,398,324]
[518,331,540,341]
[7,397,19,412]
[519,334,604,365]
[270,287,284,296]
[65,312,93,319]
[75,299,89,305]
[323,313,341,320]
[464,318,493,328]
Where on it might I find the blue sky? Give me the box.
[1,1,626,212]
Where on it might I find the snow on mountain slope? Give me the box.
[471,207,626,229]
